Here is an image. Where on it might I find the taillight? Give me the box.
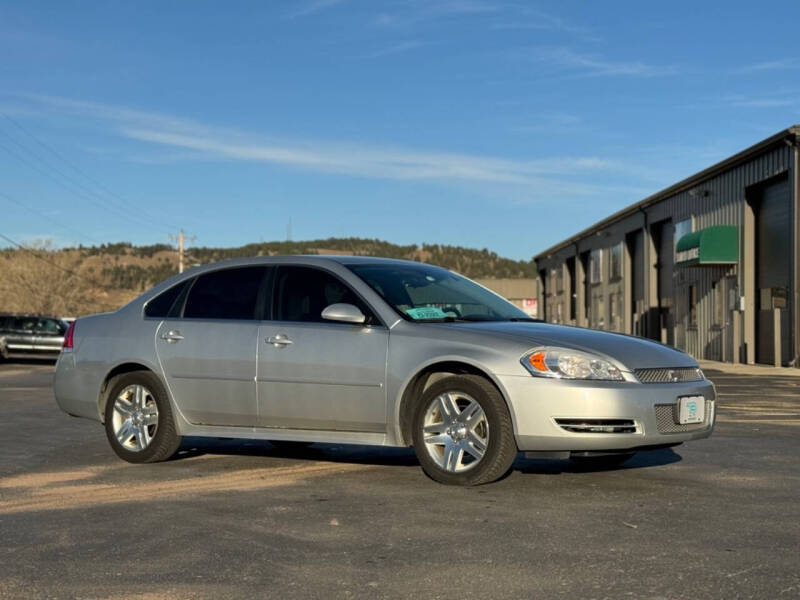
[62,321,75,350]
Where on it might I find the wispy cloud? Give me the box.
[374,1,590,38]
[490,7,593,37]
[285,0,349,19]
[120,127,616,185]
[17,93,202,133]
[527,47,677,77]
[376,0,497,27]
[367,40,427,59]
[13,94,627,194]
[723,93,795,108]
[0,103,38,118]
[736,59,800,73]
[509,112,584,135]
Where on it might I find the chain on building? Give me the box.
[534,126,800,367]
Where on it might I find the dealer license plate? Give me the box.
[678,396,705,424]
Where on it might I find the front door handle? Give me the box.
[266,334,293,347]
[160,330,184,343]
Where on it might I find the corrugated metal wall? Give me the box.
[659,144,792,361]
[535,140,795,363]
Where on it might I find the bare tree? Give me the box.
[0,240,93,316]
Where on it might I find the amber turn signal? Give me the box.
[527,351,547,372]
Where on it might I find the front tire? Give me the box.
[104,370,182,464]
[411,374,517,486]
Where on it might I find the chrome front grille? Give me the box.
[635,367,704,384]
[654,401,713,434]
[555,419,638,434]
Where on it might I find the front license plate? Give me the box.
[678,396,705,424]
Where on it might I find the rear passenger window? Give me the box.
[36,319,63,334]
[183,267,267,320]
[273,266,375,323]
[145,280,192,318]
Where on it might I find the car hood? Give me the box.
[449,321,697,371]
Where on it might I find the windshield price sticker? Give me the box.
[406,307,447,320]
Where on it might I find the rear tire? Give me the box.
[411,374,517,486]
[570,452,635,470]
[104,370,182,464]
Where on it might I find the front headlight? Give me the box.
[521,346,625,381]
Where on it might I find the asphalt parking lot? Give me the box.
[1,361,799,600]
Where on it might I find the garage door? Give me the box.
[756,177,792,365]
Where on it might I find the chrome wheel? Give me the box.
[422,391,489,473]
[111,384,159,452]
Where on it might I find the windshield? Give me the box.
[346,263,536,322]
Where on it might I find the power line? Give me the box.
[0,119,176,233]
[0,137,168,233]
[0,132,163,231]
[0,112,182,231]
[0,113,171,230]
[0,231,109,290]
[0,190,104,246]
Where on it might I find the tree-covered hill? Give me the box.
[86,237,536,288]
[0,238,536,315]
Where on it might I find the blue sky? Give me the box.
[1,0,799,260]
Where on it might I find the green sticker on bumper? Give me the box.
[406,307,447,320]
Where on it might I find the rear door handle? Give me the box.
[267,334,293,347]
[160,330,184,343]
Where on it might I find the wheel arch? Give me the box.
[395,358,515,447]
[97,361,162,423]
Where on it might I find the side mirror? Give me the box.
[321,303,366,324]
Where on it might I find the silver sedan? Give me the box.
[54,256,715,485]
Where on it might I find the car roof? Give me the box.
[181,254,441,274]
[321,255,439,267]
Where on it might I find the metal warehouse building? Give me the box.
[534,126,800,367]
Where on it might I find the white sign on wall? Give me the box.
[522,298,538,317]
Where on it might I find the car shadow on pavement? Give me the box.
[513,447,682,476]
[0,357,57,366]
[172,437,421,467]
[171,437,681,475]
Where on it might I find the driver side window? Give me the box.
[273,266,376,324]
[13,317,37,331]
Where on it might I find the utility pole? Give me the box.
[169,229,195,273]
[178,230,185,273]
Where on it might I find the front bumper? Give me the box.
[498,374,716,452]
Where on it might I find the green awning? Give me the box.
[675,225,739,266]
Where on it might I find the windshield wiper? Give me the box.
[413,316,493,323]
[412,316,459,323]
[412,314,541,324]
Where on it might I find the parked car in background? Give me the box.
[53,256,716,485]
[0,315,70,360]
